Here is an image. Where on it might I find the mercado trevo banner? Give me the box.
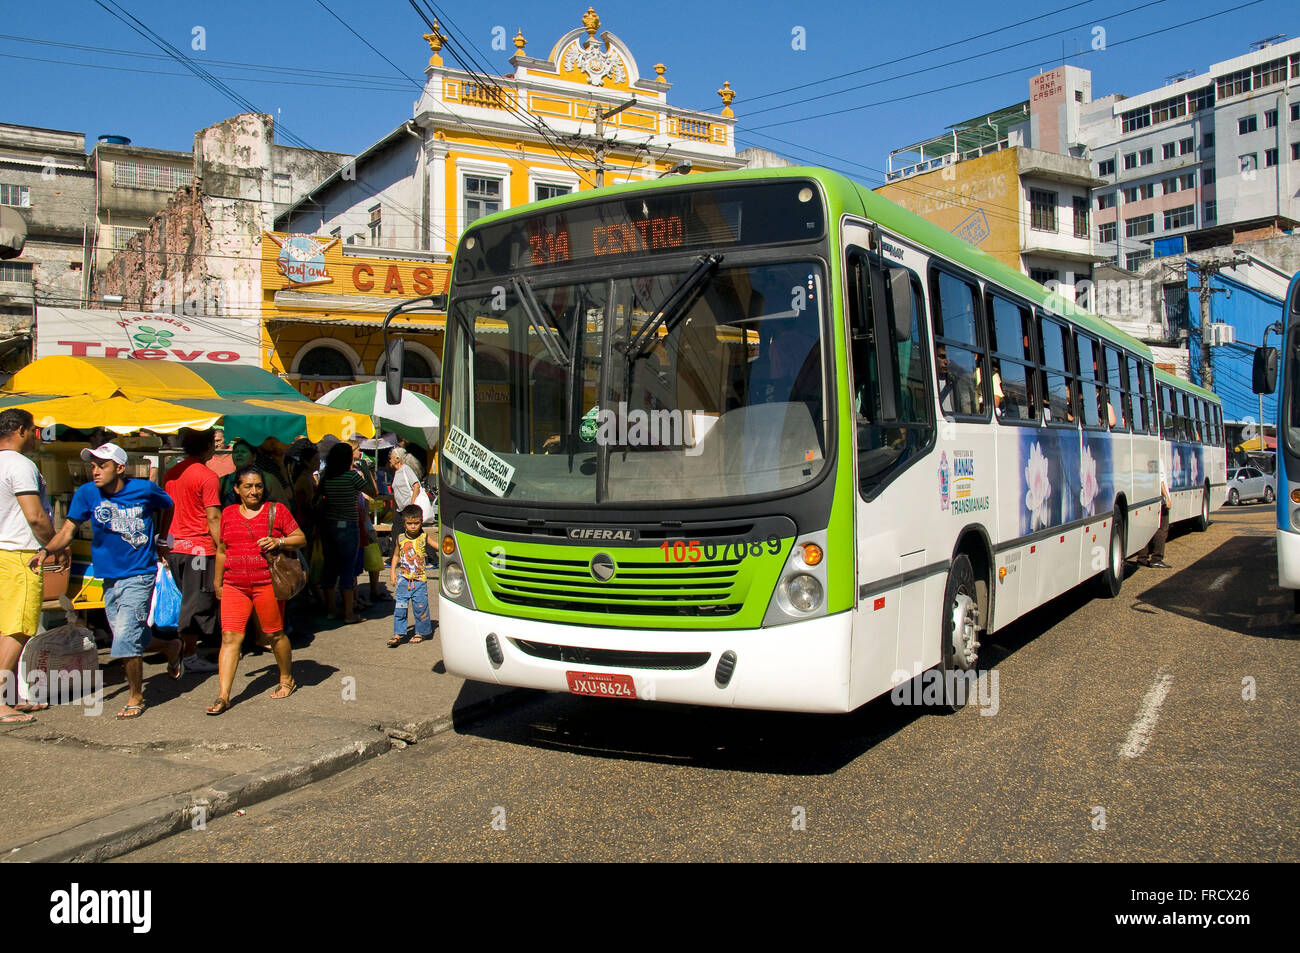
[35,308,262,366]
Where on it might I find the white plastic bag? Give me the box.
[16,624,98,706]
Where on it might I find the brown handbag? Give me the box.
[266,503,307,600]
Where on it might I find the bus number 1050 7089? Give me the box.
[659,536,782,563]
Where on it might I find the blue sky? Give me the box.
[1,0,1293,184]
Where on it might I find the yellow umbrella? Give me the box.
[11,395,222,433]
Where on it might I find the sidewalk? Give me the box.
[0,590,522,862]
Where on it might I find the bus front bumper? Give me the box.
[438,599,854,713]
[1278,527,1300,590]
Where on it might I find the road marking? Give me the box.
[1208,571,1231,591]
[1120,671,1174,760]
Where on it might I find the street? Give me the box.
[120,505,1299,862]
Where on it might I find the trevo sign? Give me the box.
[35,308,261,366]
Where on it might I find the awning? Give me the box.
[1235,436,1277,452]
[0,356,374,443]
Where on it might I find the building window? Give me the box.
[1164,205,1195,230]
[0,262,32,282]
[1123,183,1154,203]
[1098,158,1115,177]
[1151,96,1187,126]
[1292,104,1300,122]
[1121,107,1151,133]
[1253,57,1288,89]
[297,345,355,379]
[1030,268,1059,286]
[1217,67,1251,100]
[1204,200,1217,222]
[1266,109,1278,128]
[1030,189,1057,231]
[1190,86,1214,112]
[1238,115,1258,135]
[0,184,30,207]
[1125,214,1154,238]
[114,161,188,191]
[1097,192,1116,210]
[1162,142,1177,160]
[464,175,502,226]
[1073,196,1090,239]
[113,225,145,249]
[1202,167,1215,185]
[1292,142,1300,161]
[1203,131,1215,149]
[1126,250,1151,270]
[368,205,381,245]
[273,172,292,204]
[1139,148,1153,165]
[1123,152,1137,170]
[1161,176,1179,195]
[1097,222,1117,243]
[1179,137,1195,155]
[534,183,570,202]
[1240,153,1257,172]
[1265,148,1279,167]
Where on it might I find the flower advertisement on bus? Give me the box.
[1168,440,1204,492]
[1018,430,1115,535]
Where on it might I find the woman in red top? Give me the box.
[207,464,306,715]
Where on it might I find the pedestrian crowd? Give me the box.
[0,408,438,724]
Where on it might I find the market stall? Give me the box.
[0,356,374,611]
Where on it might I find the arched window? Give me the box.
[297,344,356,378]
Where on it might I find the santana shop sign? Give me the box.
[269,233,337,288]
[36,308,262,365]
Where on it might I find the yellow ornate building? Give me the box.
[269,7,744,397]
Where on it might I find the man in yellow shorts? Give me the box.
[0,409,58,724]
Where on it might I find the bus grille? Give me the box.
[484,551,745,617]
[510,639,712,670]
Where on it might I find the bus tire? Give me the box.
[1094,511,1126,599]
[1193,486,1210,532]
[936,554,980,713]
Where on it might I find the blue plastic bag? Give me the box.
[148,560,181,630]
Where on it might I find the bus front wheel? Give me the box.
[937,554,980,712]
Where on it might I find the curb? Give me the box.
[2,687,531,863]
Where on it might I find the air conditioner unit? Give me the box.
[1210,323,1236,346]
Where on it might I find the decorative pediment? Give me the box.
[544,8,641,90]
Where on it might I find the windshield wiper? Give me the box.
[511,274,568,366]
[623,254,723,364]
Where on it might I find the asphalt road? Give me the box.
[122,505,1298,862]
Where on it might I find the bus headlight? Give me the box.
[783,573,823,613]
[443,561,466,597]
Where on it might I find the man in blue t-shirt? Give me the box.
[38,443,183,719]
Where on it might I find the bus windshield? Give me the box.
[442,259,827,504]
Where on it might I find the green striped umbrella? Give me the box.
[316,382,440,447]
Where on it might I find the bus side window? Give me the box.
[847,248,934,498]
[929,268,987,419]
[986,292,1036,421]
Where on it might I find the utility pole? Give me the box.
[590,96,636,187]
[1190,254,1249,391]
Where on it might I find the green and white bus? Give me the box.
[428,167,1207,712]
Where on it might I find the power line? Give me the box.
[739,0,1175,122]
[743,0,1267,132]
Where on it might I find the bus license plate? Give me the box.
[566,671,637,700]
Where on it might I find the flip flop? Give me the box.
[387,635,403,648]
[409,635,424,644]
[116,704,145,719]
[205,698,230,716]
[15,702,49,712]
[167,653,185,680]
[269,679,298,700]
[1,712,36,724]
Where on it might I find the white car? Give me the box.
[1226,466,1275,505]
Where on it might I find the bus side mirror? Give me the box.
[1253,346,1277,394]
[385,337,405,405]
